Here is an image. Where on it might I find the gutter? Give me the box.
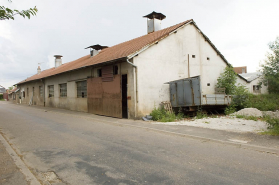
[126,58,138,118]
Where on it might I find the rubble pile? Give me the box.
[233,108,263,117]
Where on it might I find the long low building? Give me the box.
[15,12,237,119]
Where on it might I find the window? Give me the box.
[27,88,29,96]
[77,81,87,98]
[192,55,195,58]
[23,91,25,98]
[113,65,118,75]
[207,57,210,60]
[97,68,102,77]
[253,85,261,93]
[48,85,54,97]
[39,86,43,97]
[60,83,67,97]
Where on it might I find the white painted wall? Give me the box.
[133,24,228,117]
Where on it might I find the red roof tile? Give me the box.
[18,20,192,85]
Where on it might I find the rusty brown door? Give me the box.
[87,74,122,118]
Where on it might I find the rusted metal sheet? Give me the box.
[87,74,122,118]
[102,65,113,82]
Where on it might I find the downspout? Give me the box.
[41,79,45,107]
[126,58,138,118]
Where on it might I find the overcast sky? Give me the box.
[0,0,278,88]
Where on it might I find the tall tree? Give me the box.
[0,0,37,20]
[216,66,237,95]
[259,37,279,93]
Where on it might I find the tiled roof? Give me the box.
[9,87,17,94]
[17,20,192,85]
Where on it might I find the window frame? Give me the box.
[48,85,54,98]
[77,81,87,98]
[59,83,67,97]
[39,86,43,97]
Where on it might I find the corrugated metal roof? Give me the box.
[17,20,191,85]
[239,72,262,82]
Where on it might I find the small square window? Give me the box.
[192,55,195,58]
[207,57,210,60]
[207,83,210,86]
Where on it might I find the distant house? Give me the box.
[234,66,247,74]
[15,12,238,119]
[236,70,268,94]
[0,85,5,94]
[8,87,19,103]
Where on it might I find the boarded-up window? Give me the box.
[60,83,67,97]
[102,65,113,82]
[39,86,43,97]
[48,85,54,97]
[77,81,87,98]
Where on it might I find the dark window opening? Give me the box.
[113,65,118,75]
[23,91,25,98]
[207,57,210,60]
[207,83,210,86]
[192,55,195,58]
[97,69,102,77]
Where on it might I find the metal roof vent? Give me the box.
[85,44,108,57]
[54,55,63,68]
[143,11,166,34]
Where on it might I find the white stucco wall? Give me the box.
[133,24,228,117]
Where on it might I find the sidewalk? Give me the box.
[0,136,28,185]
[6,102,279,154]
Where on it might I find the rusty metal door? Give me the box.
[87,74,122,118]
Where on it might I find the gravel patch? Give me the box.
[232,108,263,117]
[153,116,268,133]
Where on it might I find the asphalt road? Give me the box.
[0,102,278,185]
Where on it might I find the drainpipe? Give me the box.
[126,58,138,118]
[41,79,45,107]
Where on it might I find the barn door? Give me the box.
[87,66,122,118]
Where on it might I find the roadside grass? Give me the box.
[150,107,184,122]
[234,114,279,135]
[246,94,279,111]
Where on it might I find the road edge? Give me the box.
[0,132,41,185]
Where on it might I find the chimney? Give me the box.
[37,65,41,74]
[143,11,166,34]
[85,44,108,57]
[54,55,63,68]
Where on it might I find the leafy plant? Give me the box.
[216,66,237,95]
[261,115,279,135]
[259,37,279,94]
[0,0,38,20]
[225,105,236,115]
[196,108,207,119]
[150,106,184,122]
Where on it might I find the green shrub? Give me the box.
[225,105,236,115]
[150,107,184,122]
[246,94,279,111]
[196,108,207,119]
[0,94,3,100]
[262,115,279,135]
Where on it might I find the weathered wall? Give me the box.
[44,68,91,112]
[134,23,228,117]
[17,80,44,106]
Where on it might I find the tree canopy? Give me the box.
[0,0,37,20]
[259,37,279,94]
[216,66,237,95]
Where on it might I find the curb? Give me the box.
[0,133,41,185]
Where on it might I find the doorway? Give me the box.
[122,74,128,118]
